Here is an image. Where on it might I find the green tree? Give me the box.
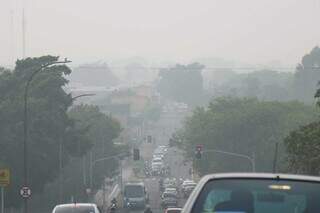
[142,103,162,122]
[0,56,91,208]
[178,97,317,175]
[157,63,205,106]
[68,104,122,188]
[293,46,320,103]
[285,122,320,175]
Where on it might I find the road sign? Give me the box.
[0,169,10,187]
[20,187,31,198]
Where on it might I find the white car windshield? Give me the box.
[192,179,320,213]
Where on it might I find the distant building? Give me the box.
[109,89,151,114]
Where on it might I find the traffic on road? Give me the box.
[2,2,320,213]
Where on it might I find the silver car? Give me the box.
[182,173,320,213]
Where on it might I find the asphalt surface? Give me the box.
[110,103,191,213]
[141,146,191,213]
[141,104,191,213]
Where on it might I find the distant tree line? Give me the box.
[169,47,320,176]
[172,97,317,175]
[206,46,320,103]
[156,63,207,107]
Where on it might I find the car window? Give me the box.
[125,185,144,198]
[164,193,177,198]
[192,179,320,213]
[54,206,95,213]
[167,210,181,213]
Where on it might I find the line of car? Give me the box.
[51,173,320,213]
[149,145,170,176]
[159,177,197,210]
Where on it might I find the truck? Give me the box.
[123,182,148,210]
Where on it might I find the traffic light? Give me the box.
[195,145,203,159]
[133,148,140,161]
[147,135,152,143]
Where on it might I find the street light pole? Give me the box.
[89,153,126,190]
[23,59,71,213]
[202,149,256,172]
[58,93,96,203]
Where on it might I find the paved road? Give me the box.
[141,146,191,213]
[116,102,191,213]
[141,103,191,213]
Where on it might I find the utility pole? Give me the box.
[102,131,106,212]
[1,187,4,213]
[23,59,71,213]
[58,93,95,204]
[22,8,26,58]
[273,142,279,173]
[10,9,15,65]
[102,178,106,212]
[58,137,63,203]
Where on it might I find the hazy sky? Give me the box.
[1,0,320,66]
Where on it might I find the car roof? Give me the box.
[165,187,177,190]
[152,162,163,165]
[200,173,320,183]
[153,157,162,160]
[183,180,195,184]
[183,181,196,184]
[125,182,144,186]
[54,203,96,208]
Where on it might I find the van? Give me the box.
[123,182,148,210]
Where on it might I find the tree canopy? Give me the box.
[0,56,122,208]
[177,97,318,175]
[0,56,81,207]
[157,63,205,106]
[285,121,320,175]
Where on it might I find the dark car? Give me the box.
[182,173,320,213]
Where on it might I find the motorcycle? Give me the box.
[109,199,117,213]
[109,203,117,213]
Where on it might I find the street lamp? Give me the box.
[58,93,96,203]
[71,93,96,101]
[23,58,71,213]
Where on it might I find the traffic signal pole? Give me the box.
[89,152,127,190]
[202,149,256,172]
[1,187,4,213]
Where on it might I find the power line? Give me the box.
[75,65,320,71]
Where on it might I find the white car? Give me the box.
[152,157,163,164]
[158,145,168,152]
[164,187,178,196]
[182,173,320,213]
[181,180,196,190]
[52,203,101,213]
[152,162,164,175]
[153,154,164,159]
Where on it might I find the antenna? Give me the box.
[10,9,15,66]
[22,8,26,58]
